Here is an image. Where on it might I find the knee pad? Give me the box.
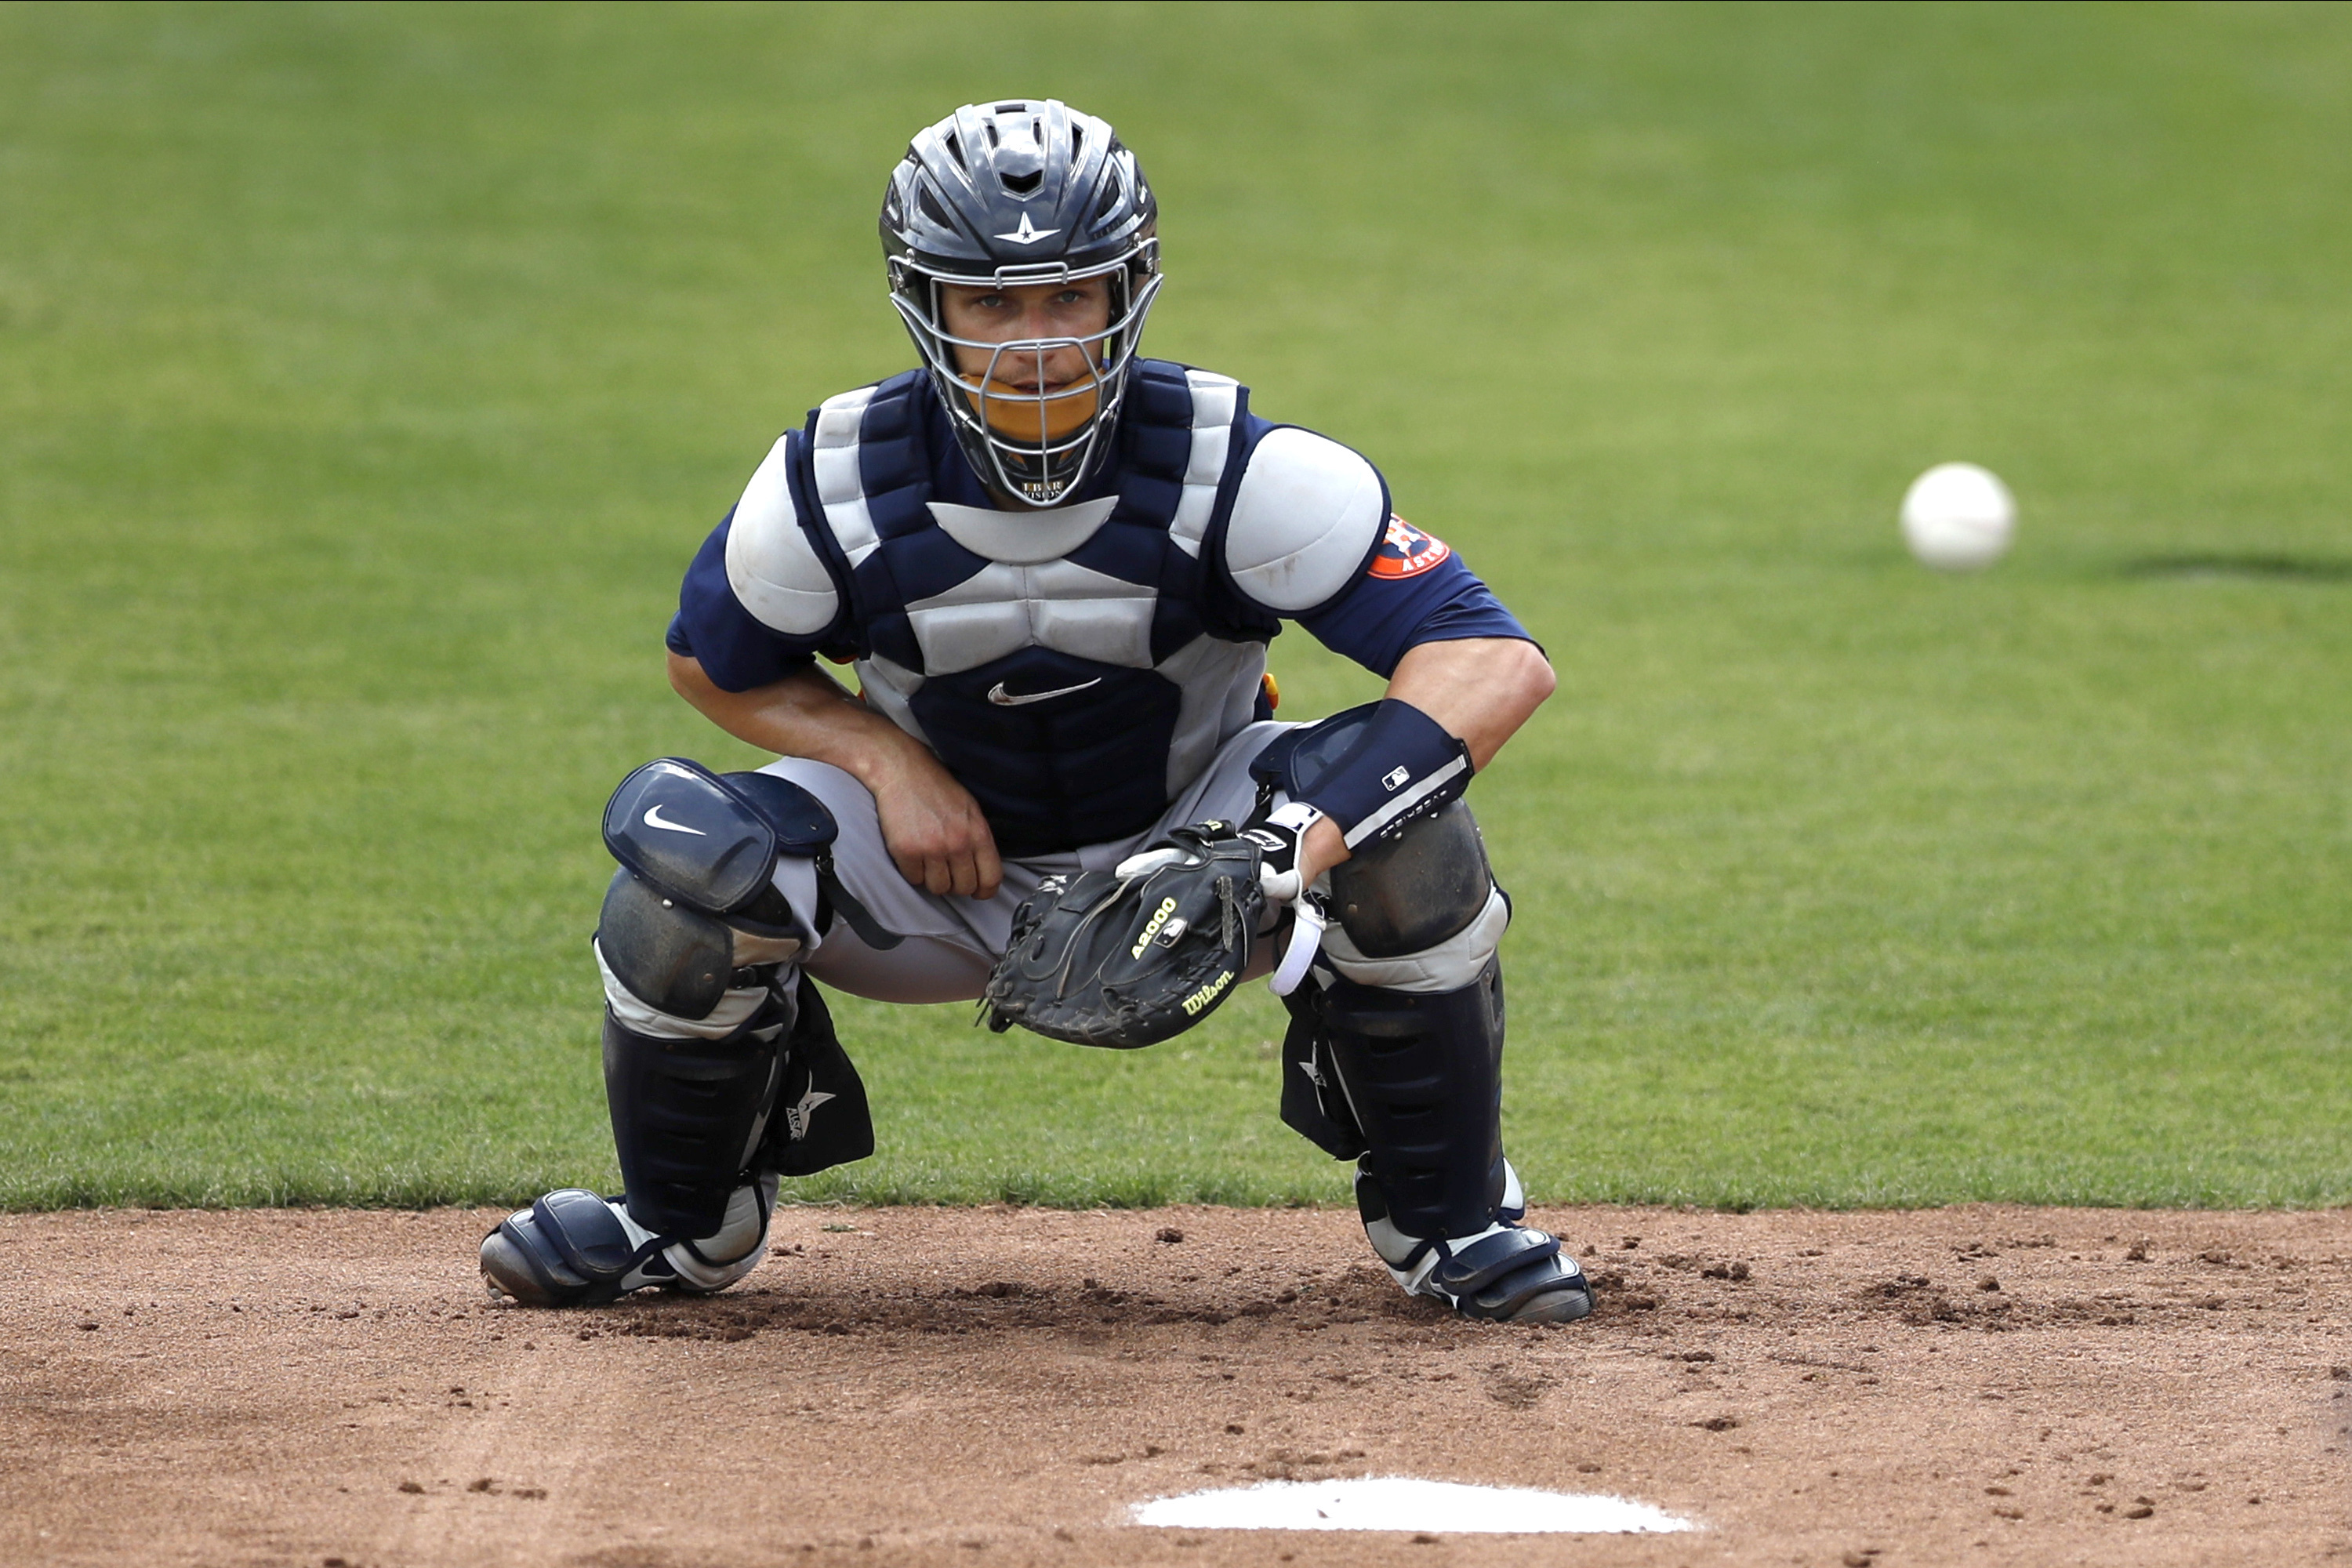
[601,758,898,983]
[598,869,797,1023]
[1248,710,1504,990]
[1329,798,1491,955]
[1321,800,1510,993]
[597,757,831,1025]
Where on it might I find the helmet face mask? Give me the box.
[888,252,1163,506]
[881,101,1161,509]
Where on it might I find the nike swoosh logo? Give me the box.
[642,804,707,836]
[988,677,1104,706]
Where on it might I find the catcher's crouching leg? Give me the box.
[1279,800,1592,1325]
[480,967,792,1308]
[483,971,876,1306]
[483,850,874,1307]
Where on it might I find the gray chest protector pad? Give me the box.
[600,757,899,1019]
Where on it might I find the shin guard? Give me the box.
[1284,959,1593,1324]
[604,995,788,1239]
[1319,960,1508,1243]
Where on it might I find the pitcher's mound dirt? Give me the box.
[2,1204,2347,1566]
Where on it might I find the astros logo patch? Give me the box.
[1367,514,1453,579]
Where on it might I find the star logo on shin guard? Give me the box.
[784,1087,836,1142]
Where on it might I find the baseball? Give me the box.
[1900,461,2016,572]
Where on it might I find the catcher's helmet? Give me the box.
[881,100,1162,508]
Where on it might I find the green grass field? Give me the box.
[2,2,2347,1211]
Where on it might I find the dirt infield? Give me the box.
[2,1204,2347,1566]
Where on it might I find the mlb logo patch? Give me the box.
[1367,515,1453,579]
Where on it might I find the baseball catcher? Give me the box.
[481,100,1591,1325]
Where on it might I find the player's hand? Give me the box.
[1293,813,1348,890]
[871,749,1003,901]
[1240,803,1349,998]
[1245,801,1348,902]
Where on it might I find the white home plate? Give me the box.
[1131,1477,1695,1534]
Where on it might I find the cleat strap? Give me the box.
[1428,1226,1560,1297]
[486,1218,580,1298]
[1461,1256,1590,1321]
[531,1189,670,1282]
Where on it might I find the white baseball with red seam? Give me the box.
[1900,462,2016,572]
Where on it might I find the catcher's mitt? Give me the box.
[982,821,1266,1048]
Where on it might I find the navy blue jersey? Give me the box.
[667,363,1528,855]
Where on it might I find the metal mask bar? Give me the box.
[889,252,1163,508]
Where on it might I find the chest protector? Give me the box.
[786,360,1279,858]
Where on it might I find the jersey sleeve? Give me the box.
[666,430,851,692]
[1293,521,1534,679]
[1208,414,1533,678]
[665,514,815,691]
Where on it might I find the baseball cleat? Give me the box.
[1358,1163,1595,1325]
[480,1178,774,1307]
[1422,1226,1595,1325]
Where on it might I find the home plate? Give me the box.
[1131,1477,1697,1534]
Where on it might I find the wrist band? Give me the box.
[1295,699,1473,848]
[1265,800,1325,836]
